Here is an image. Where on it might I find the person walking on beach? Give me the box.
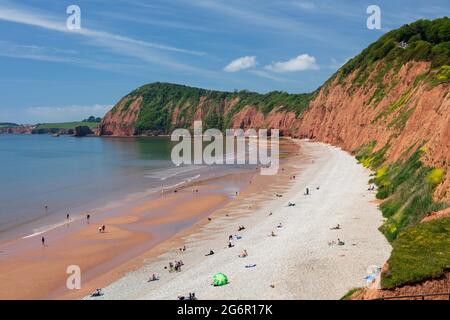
[305,188,309,195]
[66,214,70,221]
[102,225,106,233]
[44,204,48,215]
[86,214,90,224]
[41,236,45,247]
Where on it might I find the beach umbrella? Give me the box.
[213,272,228,286]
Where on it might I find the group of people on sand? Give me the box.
[178,292,196,300]
[166,260,184,272]
[39,206,96,247]
[328,225,345,246]
[227,232,244,248]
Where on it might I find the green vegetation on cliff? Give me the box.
[0,122,19,128]
[381,217,450,288]
[113,82,315,134]
[355,142,449,288]
[36,121,99,130]
[340,17,450,79]
[355,142,446,241]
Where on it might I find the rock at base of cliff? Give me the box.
[74,126,94,137]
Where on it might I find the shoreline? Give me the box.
[84,140,391,300]
[0,139,298,300]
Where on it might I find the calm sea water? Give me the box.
[0,135,251,240]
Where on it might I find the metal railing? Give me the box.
[377,291,450,300]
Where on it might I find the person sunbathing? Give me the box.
[148,274,159,282]
[238,249,248,258]
[90,288,103,297]
[270,231,277,237]
[205,249,215,256]
[337,238,345,246]
[330,224,341,230]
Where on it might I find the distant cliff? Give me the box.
[0,125,34,134]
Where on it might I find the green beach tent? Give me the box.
[213,273,229,286]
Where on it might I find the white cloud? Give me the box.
[293,1,316,10]
[25,104,112,123]
[0,1,213,76]
[224,56,257,72]
[0,3,203,56]
[265,54,319,72]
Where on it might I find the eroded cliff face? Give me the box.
[0,125,34,134]
[226,62,449,201]
[100,96,142,136]
[297,61,449,200]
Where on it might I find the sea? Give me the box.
[0,134,259,241]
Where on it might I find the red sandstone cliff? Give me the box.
[296,61,449,200]
[0,125,34,134]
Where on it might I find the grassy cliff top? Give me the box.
[339,17,450,78]
[35,121,99,130]
[0,122,19,128]
[125,82,315,115]
[111,82,315,134]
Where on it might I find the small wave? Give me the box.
[144,165,204,181]
[186,174,200,182]
[161,174,200,190]
[22,217,83,239]
[162,180,187,190]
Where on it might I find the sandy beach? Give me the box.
[84,140,391,300]
[0,140,296,300]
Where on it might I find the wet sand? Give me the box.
[0,140,298,300]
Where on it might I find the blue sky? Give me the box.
[0,0,448,123]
